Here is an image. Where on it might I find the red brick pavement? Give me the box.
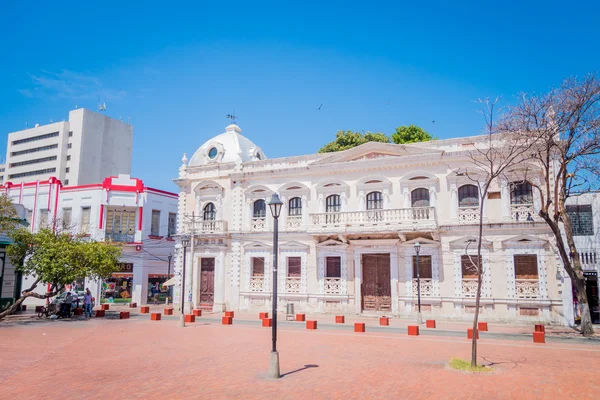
[1,317,599,399]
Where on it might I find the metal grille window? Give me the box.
[62,208,72,231]
[252,257,265,276]
[412,255,433,279]
[366,191,383,210]
[11,143,58,157]
[12,131,59,145]
[105,209,136,239]
[253,200,266,218]
[510,182,533,205]
[566,205,594,236]
[80,207,91,233]
[203,203,216,220]
[151,210,161,236]
[458,185,479,207]
[326,256,341,278]
[514,255,538,279]
[461,255,481,279]
[288,197,302,216]
[39,209,49,228]
[9,156,57,168]
[168,213,177,236]
[287,257,301,277]
[411,188,430,207]
[326,195,341,212]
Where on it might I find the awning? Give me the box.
[162,276,179,287]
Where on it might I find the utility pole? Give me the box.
[188,212,195,314]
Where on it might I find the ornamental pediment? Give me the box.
[313,142,443,165]
[502,235,548,248]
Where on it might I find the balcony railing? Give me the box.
[285,215,303,231]
[515,279,539,299]
[285,277,301,293]
[251,217,267,232]
[249,276,265,292]
[309,207,436,233]
[572,250,598,271]
[462,278,478,297]
[412,278,433,297]
[511,204,536,222]
[183,220,227,235]
[324,277,342,294]
[105,232,135,243]
[458,207,480,224]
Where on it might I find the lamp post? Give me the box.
[167,253,172,305]
[180,237,190,328]
[267,193,283,379]
[414,241,422,324]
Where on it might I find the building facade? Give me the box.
[3,174,178,307]
[173,124,569,324]
[4,108,133,186]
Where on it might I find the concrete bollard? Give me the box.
[259,312,269,320]
[354,323,366,333]
[164,308,173,315]
[185,314,195,323]
[222,316,233,325]
[306,320,318,330]
[225,311,234,318]
[296,313,306,322]
[151,312,161,321]
[335,315,345,324]
[477,322,488,332]
[533,331,545,343]
[192,309,202,317]
[408,325,419,336]
[262,318,273,327]
[426,320,436,328]
[379,317,389,326]
[140,306,150,313]
[467,328,479,339]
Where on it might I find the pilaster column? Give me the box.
[383,189,390,209]
[195,194,201,217]
[318,193,324,213]
[354,251,361,314]
[358,190,365,210]
[429,185,437,208]
[341,192,348,212]
[501,179,511,221]
[301,195,308,226]
[450,184,458,222]
[216,193,223,220]
[532,178,542,214]
[403,187,410,208]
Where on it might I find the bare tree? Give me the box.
[456,97,541,367]
[501,74,600,336]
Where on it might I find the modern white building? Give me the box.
[4,108,133,186]
[172,123,573,325]
[3,174,178,307]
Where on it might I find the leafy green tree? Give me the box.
[392,125,435,144]
[0,229,122,318]
[0,194,19,234]
[318,130,390,153]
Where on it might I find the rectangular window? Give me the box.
[566,205,594,236]
[8,167,56,179]
[514,255,538,279]
[12,131,59,145]
[151,210,161,236]
[252,257,265,276]
[80,207,91,233]
[64,179,69,185]
[66,155,71,161]
[65,167,70,173]
[10,143,58,157]
[461,255,481,279]
[67,143,72,149]
[325,256,341,278]
[26,209,33,223]
[68,131,73,137]
[9,156,57,168]
[412,255,433,279]
[39,209,49,228]
[168,212,177,236]
[62,208,72,230]
[287,257,301,277]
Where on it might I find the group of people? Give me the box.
[57,288,94,318]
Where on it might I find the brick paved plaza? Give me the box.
[1,310,599,399]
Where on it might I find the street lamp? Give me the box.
[414,241,422,324]
[167,253,173,305]
[180,237,190,328]
[267,193,283,379]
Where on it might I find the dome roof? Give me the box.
[188,124,266,166]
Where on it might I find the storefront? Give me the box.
[101,263,134,304]
[148,274,173,303]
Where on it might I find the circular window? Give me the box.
[208,147,218,159]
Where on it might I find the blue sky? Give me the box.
[1,1,598,191]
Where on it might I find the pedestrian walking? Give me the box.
[84,288,93,318]
[64,292,73,318]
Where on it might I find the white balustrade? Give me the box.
[461,279,479,297]
[285,216,303,231]
[249,276,265,292]
[324,277,342,294]
[511,204,536,222]
[458,207,480,224]
[251,217,267,232]
[310,207,436,231]
[183,220,227,234]
[515,279,540,299]
[285,277,301,293]
[412,278,433,297]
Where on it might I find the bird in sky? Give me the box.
[317,104,322,110]
[432,120,436,124]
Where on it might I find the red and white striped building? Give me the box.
[3,174,178,306]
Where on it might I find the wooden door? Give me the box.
[199,258,215,305]
[362,254,392,312]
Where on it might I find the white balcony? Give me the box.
[285,215,303,231]
[249,276,265,292]
[458,207,480,224]
[309,207,437,233]
[285,277,301,293]
[251,217,267,232]
[412,278,433,297]
[323,277,342,294]
[183,220,227,235]
[511,204,537,222]
[461,278,478,297]
[515,279,539,299]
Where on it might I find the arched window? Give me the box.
[326,194,341,212]
[253,199,266,218]
[511,182,533,205]
[411,188,430,207]
[366,191,383,210]
[203,202,216,220]
[289,197,302,216]
[458,185,479,207]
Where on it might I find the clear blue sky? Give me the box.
[1,1,598,191]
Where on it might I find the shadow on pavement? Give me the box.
[281,364,319,377]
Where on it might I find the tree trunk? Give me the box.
[572,275,595,336]
[471,194,486,368]
[0,280,62,320]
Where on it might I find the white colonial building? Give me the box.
[3,174,178,307]
[173,123,571,324]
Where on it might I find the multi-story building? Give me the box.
[173,123,571,325]
[0,163,5,184]
[3,174,178,307]
[4,108,133,186]
[0,204,28,309]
